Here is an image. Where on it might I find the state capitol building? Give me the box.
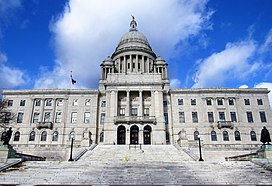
[1,18,272,158]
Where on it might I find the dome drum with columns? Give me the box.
[100,17,168,81]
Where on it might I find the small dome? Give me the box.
[155,56,166,65]
[101,56,114,66]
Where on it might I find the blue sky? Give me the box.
[0,0,272,104]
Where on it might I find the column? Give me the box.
[126,91,130,116]
[124,56,127,73]
[141,55,145,73]
[136,55,139,73]
[118,58,121,73]
[139,91,143,117]
[165,66,168,79]
[130,55,132,72]
[147,57,149,73]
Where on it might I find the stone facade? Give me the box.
[1,18,272,152]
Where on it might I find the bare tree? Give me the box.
[0,99,16,129]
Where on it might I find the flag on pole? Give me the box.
[70,71,76,85]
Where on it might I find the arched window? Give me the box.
[29,131,35,141]
[211,131,217,141]
[194,131,199,141]
[14,131,20,141]
[223,131,229,141]
[99,132,104,143]
[52,131,59,141]
[234,131,241,141]
[41,131,47,141]
[250,131,257,141]
[1,131,6,141]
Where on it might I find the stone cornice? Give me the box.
[169,88,270,94]
[2,89,99,95]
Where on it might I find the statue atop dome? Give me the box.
[129,15,137,32]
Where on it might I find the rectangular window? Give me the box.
[179,112,185,123]
[17,112,24,123]
[35,99,41,106]
[257,99,263,105]
[191,99,196,106]
[144,108,149,116]
[33,112,40,123]
[44,112,51,122]
[217,99,223,105]
[206,99,212,106]
[247,112,254,123]
[85,99,91,106]
[244,99,250,105]
[208,112,214,123]
[71,112,77,123]
[219,112,225,121]
[100,113,105,124]
[164,113,168,124]
[230,112,237,122]
[260,111,267,123]
[46,99,52,106]
[119,108,125,116]
[101,101,106,107]
[57,99,63,106]
[7,100,13,107]
[192,112,198,123]
[4,112,11,123]
[163,101,167,107]
[84,112,91,124]
[73,99,78,106]
[228,99,234,106]
[178,99,183,105]
[55,112,62,123]
[131,108,138,116]
[20,100,26,106]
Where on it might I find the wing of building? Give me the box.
[1,18,272,159]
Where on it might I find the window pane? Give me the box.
[223,131,229,141]
[217,99,223,105]
[244,99,250,105]
[208,112,214,122]
[52,131,59,141]
[206,99,212,105]
[230,112,237,122]
[191,99,196,106]
[44,112,51,122]
[100,113,105,124]
[219,112,225,121]
[250,131,257,141]
[178,99,183,105]
[33,113,39,123]
[192,112,198,123]
[71,112,77,123]
[55,112,62,123]
[235,131,241,141]
[247,112,254,123]
[211,131,217,141]
[35,99,41,106]
[17,112,24,123]
[41,131,47,141]
[228,99,234,105]
[257,99,263,105]
[84,112,91,123]
[260,112,267,123]
[179,112,185,123]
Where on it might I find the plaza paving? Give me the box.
[0,145,272,185]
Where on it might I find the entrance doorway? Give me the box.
[117,125,126,144]
[143,125,152,144]
[130,125,139,144]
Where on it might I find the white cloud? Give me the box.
[254,82,272,107]
[170,78,181,88]
[239,84,249,88]
[259,29,272,54]
[192,40,258,88]
[34,0,211,89]
[0,52,27,89]
[0,0,21,16]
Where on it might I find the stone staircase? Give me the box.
[0,145,272,185]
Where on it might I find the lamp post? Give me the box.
[68,132,75,161]
[198,135,204,161]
